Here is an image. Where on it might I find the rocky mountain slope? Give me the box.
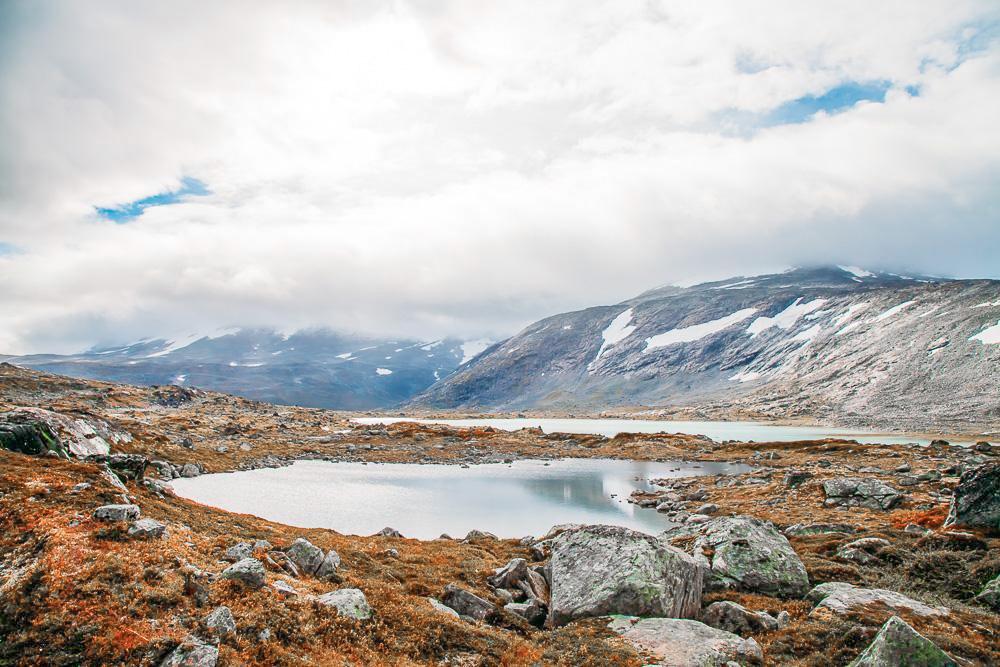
[413,267,1000,431]
[2,329,481,410]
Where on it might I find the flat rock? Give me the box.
[127,518,167,539]
[220,558,266,589]
[608,616,764,666]
[822,478,903,510]
[945,463,1000,529]
[546,524,702,628]
[93,504,140,522]
[808,582,947,618]
[316,588,373,620]
[223,542,254,562]
[847,615,956,666]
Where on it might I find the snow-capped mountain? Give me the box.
[412,266,1000,431]
[4,329,472,410]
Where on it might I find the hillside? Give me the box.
[413,267,1000,431]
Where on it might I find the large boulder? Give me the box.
[608,616,763,666]
[807,583,948,618]
[316,588,373,620]
[667,516,809,598]
[546,525,702,628]
[220,558,266,589]
[0,418,67,458]
[822,478,903,510]
[2,407,129,457]
[847,615,956,666]
[945,463,1000,530]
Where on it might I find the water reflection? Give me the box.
[170,458,751,539]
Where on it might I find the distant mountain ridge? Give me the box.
[3,328,478,410]
[411,266,1000,431]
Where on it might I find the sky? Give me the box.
[1,1,999,354]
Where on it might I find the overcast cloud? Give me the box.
[1,1,999,353]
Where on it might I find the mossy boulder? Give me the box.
[0,418,66,458]
[847,615,956,666]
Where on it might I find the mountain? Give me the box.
[412,266,1000,431]
[4,329,482,410]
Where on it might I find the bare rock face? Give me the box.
[847,615,956,666]
[608,616,764,666]
[668,516,810,598]
[546,524,702,628]
[822,478,904,511]
[945,463,1000,529]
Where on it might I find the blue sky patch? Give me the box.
[96,176,209,222]
[0,242,18,255]
[762,80,892,126]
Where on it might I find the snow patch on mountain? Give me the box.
[593,309,636,362]
[873,300,916,322]
[460,339,494,365]
[747,298,826,336]
[971,320,1000,345]
[644,308,758,351]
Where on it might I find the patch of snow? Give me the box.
[593,309,637,361]
[917,306,941,318]
[460,339,494,365]
[244,362,264,367]
[972,300,1000,309]
[394,348,403,352]
[836,321,864,336]
[336,352,353,359]
[384,356,392,360]
[711,279,756,290]
[792,324,822,342]
[562,325,572,330]
[747,298,826,336]
[805,309,832,320]
[645,308,758,351]
[420,340,443,351]
[833,303,868,327]
[433,370,440,380]
[971,320,1000,345]
[730,370,762,383]
[173,374,187,385]
[838,265,875,278]
[375,367,393,375]
[873,300,916,322]
[228,361,238,367]
[144,327,240,358]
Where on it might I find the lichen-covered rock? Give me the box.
[316,588,373,620]
[159,636,218,667]
[286,538,324,575]
[2,407,129,457]
[180,463,203,478]
[441,583,497,621]
[128,518,167,539]
[701,600,780,636]
[822,478,903,510]
[505,599,546,627]
[0,418,66,458]
[546,524,702,628]
[223,542,253,562]
[807,582,948,617]
[608,616,764,666]
[974,575,1000,611]
[836,537,890,565]
[93,504,141,522]
[316,549,341,579]
[847,615,956,666]
[945,463,1000,529]
[203,606,236,636]
[668,516,809,598]
[220,558,265,589]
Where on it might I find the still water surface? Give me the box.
[170,458,751,539]
[353,417,955,446]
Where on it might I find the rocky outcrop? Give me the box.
[945,463,1000,529]
[2,407,130,457]
[822,478,904,510]
[546,524,702,628]
[316,588,373,620]
[608,616,764,666]
[667,516,809,598]
[807,583,948,618]
[0,417,66,458]
[847,615,956,666]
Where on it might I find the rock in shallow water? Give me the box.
[546,524,702,628]
[608,616,763,666]
[847,615,955,666]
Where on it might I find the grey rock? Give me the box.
[286,537,324,575]
[836,537,890,565]
[822,478,904,510]
[316,588,373,620]
[180,463,203,478]
[783,471,813,487]
[203,606,236,636]
[463,529,498,541]
[701,600,780,636]
[128,518,167,539]
[159,636,218,667]
[93,504,141,522]
[670,516,809,598]
[220,558,266,589]
[546,524,702,628]
[316,549,341,579]
[504,599,546,626]
[807,582,948,617]
[428,597,460,618]
[376,527,402,537]
[441,583,497,622]
[488,558,529,590]
[847,615,956,666]
[945,463,1000,529]
[224,542,254,562]
[974,575,1000,611]
[271,580,299,597]
[784,522,855,536]
[608,616,763,666]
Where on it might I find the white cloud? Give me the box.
[1,1,999,353]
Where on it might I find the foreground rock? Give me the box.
[701,600,780,636]
[93,504,141,522]
[608,616,763,666]
[316,588,373,620]
[847,615,956,666]
[441,584,497,622]
[945,463,1000,529]
[808,583,948,618]
[823,478,904,510]
[220,558,266,589]
[286,538,324,575]
[159,636,218,667]
[546,525,702,628]
[668,516,809,598]
[127,518,167,539]
[203,606,236,636]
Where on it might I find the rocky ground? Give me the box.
[1,362,999,665]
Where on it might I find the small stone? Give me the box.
[836,537,890,565]
[203,606,236,636]
[504,599,546,626]
[220,558,266,589]
[441,583,497,622]
[159,636,218,667]
[428,597,460,618]
[70,482,92,493]
[93,504,140,522]
[783,471,813,488]
[224,542,254,562]
[271,580,299,597]
[701,600,779,636]
[128,518,167,540]
[286,538,324,575]
[375,527,402,537]
[180,463,202,478]
[316,588,373,620]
